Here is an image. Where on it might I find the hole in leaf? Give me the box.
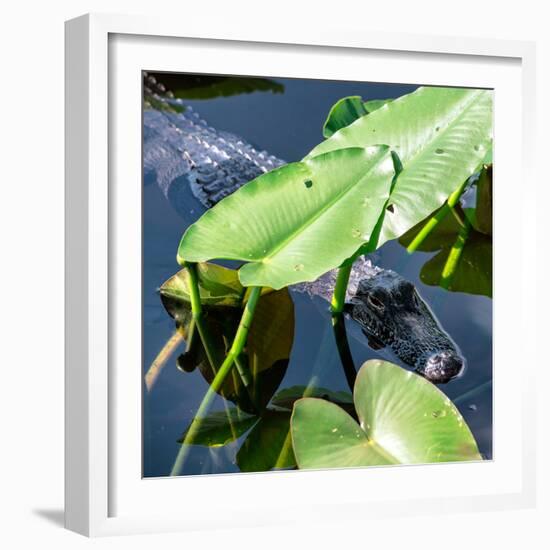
[435,148,445,154]
[304,179,313,188]
[386,204,395,213]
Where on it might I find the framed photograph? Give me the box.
[65,13,536,536]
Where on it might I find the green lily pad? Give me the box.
[291,360,481,469]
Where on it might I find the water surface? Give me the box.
[143,76,492,477]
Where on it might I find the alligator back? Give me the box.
[144,74,285,209]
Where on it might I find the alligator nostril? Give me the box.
[420,351,465,384]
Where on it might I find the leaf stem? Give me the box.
[188,262,259,415]
[331,313,357,391]
[406,178,470,254]
[331,263,352,314]
[183,263,220,369]
[170,285,262,476]
[440,216,472,289]
[330,260,357,391]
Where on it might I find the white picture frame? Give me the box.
[65,12,537,537]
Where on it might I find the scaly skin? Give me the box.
[345,271,465,383]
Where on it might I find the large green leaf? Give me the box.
[159,263,295,413]
[363,98,393,113]
[308,87,493,247]
[178,146,396,289]
[291,360,481,469]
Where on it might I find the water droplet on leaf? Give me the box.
[294,263,304,271]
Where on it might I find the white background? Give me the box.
[111,32,524,525]
[1,0,548,548]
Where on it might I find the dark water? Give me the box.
[143,76,492,477]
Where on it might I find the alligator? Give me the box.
[143,73,465,384]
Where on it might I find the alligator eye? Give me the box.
[367,294,385,311]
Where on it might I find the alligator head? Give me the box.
[345,270,465,384]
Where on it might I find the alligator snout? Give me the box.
[346,269,466,385]
[418,350,465,384]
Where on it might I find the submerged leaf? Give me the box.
[420,230,492,297]
[399,200,492,297]
[237,409,295,471]
[160,262,295,413]
[291,360,481,469]
[272,385,353,411]
[474,165,492,236]
[160,262,244,311]
[177,408,257,447]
